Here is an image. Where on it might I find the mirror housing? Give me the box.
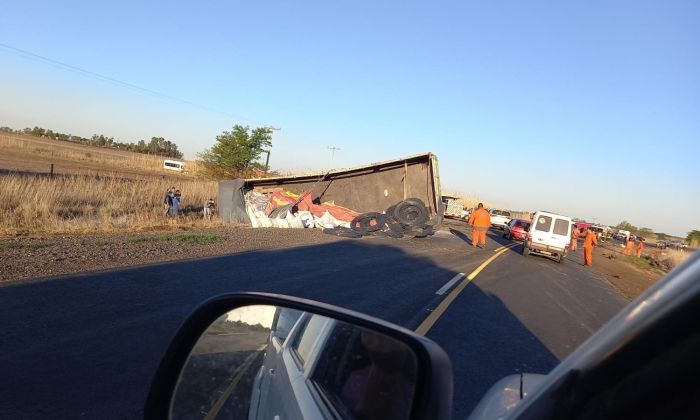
[145,292,453,420]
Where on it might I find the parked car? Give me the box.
[613,232,627,241]
[503,218,531,241]
[489,209,511,230]
[522,211,572,263]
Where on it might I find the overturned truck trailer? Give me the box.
[219,153,444,238]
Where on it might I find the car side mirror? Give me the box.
[145,293,453,420]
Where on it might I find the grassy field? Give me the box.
[0,134,219,235]
[0,172,218,235]
[0,133,200,177]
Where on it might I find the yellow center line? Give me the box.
[494,243,518,252]
[203,344,266,420]
[415,246,511,336]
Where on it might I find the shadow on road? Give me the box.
[449,226,526,255]
[426,282,559,419]
[0,239,558,419]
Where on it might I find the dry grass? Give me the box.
[443,191,532,218]
[655,248,692,271]
[0,173,218,235]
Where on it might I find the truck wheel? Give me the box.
[522,242,530,257]
[392,198,429,226]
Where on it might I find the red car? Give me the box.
[503,218,531,241]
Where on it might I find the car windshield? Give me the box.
[1,3,696,420]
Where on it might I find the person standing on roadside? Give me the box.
[623,236,634,255]
[163,187,175,218]
[583,229,598,266]
[203,197,216,220]
[172,189,181,218]
[570,227,581,251]
[636,239,645,258]
[467,203,491,249]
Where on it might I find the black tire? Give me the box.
[558,254,565,264]
[385,217,405,234]
[522,242,530,257]
[349,215,368,234]
[383,228,404,238]
[322,227,337,236]
[403,225,434,238]
[335,226,363,238]
[360,212,388,232]
[392,198,429,227]
[351,212,388,234]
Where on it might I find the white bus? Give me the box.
[163,159,185,172]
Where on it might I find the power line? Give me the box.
[0,42,269,125]
[328,146,341,160]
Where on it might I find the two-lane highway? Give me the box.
[0,226,630,419]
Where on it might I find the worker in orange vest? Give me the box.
[467,203,491,249]
[570,228,580,251]
[636,239,644,258]
[623,237,634,255]
[583,229,598,266]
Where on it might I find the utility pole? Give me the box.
[328,146,341,160]
[264,127,281,172]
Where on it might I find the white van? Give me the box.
[523,211,572,263]
[163,159,185,172]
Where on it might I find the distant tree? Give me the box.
[5,124,183,158]
[656,233,669,240]
[639,227,653,234]
[136,139,147,153]
[30,126,46,137]
[198,125,272,179]
[615,221,637,232]
[687,230,700,247]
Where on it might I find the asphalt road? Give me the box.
[0,224,630,419]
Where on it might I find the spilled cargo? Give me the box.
[218,153,444,238]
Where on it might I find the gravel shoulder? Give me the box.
[587,241,666,299]
[0,227,343,284]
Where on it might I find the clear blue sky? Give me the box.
[1,1,698,236]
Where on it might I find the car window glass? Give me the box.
[535,215,552,232]
[310,323,417,420]
[291,315,326,365]
[272,308,302,343]
[553,219,569,236]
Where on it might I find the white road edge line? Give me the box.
[435,273,465,295]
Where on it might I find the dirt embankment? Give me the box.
[0,227,341,284]
[589,241,669,299]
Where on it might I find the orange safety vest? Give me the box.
[468,208,491,229]
[583,231,597,249]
